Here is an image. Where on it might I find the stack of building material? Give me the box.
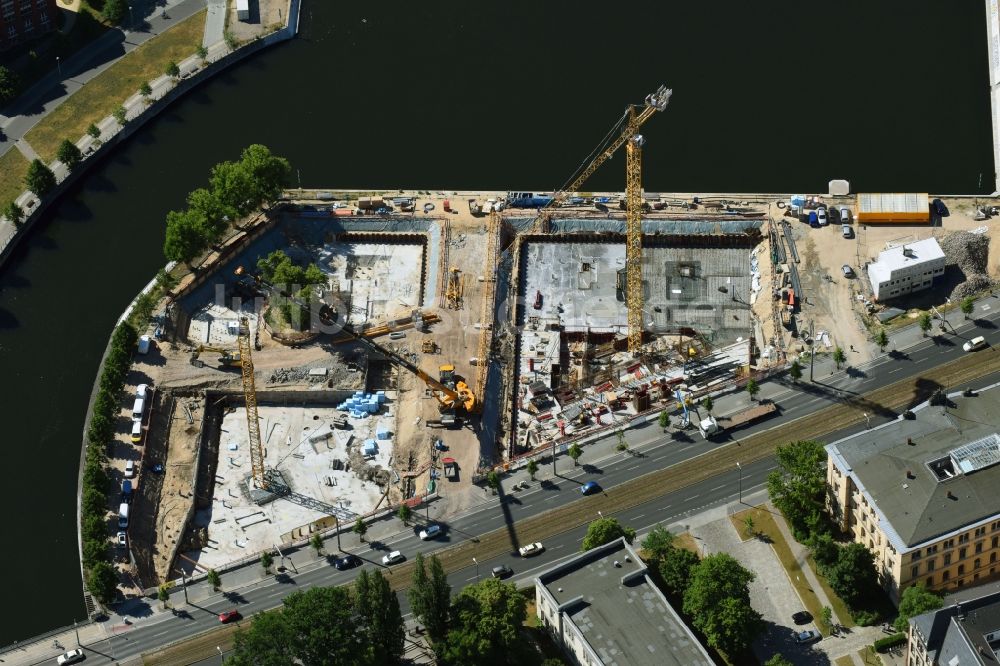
[337,391,387,417]
[375,426,392,440]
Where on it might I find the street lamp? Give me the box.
[128,4,134,28]
[473,557,479,582]
[736,461,743,504]
[56,56,61,77]
[180,571,189,603]
[863,412,871,429]
[597,510,603,520]
[216,646,223,656]
[334,515,342,551]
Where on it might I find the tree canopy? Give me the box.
[894,584,943,632]
[683,553,763,656]
[25,159,56,196]
[439,578,527,666]
[0,65,19,106]
[658,547,700,598]
[354,569,405,664]
[640,525,675,561]
[57,139,83,170]
[409,553,451,644]
[826,542,878,609]
[163,209,210,265]
[766,440,828,541]
[581,517,636,551]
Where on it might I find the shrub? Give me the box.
[872,633,907,653]
[852,609,882,626]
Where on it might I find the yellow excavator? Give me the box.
[237,268,477,414]
[189,345,241,369]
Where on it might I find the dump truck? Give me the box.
[442,457,458,480]
[698,401,777,438]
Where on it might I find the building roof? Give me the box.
[867,237,945,286]
[857,192,930,215]
[912,590,1000,664]
[826,383,1000,551]
[535,538,712,666]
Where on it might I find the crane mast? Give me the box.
[236,317,267,489]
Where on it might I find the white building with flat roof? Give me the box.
[867,237,945,301]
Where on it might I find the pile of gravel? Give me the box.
[938,231,997,298]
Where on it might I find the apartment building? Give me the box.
[866,237,946,301]
[534,537,713,666]
[907,590,1000,665]
[0,0,59,52]
[826,383,1000,603]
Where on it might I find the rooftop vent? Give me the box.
[906,470,915,479]
[947,490,957,500]
[903,246,915,258]
[907,438,914,446]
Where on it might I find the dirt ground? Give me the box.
[152,397,202,581]
[226,0,286,41]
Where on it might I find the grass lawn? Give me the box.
[672,532,700,555]
[729,507,830,636]
[834,656,854,666]
[858,646,883,665]
[25,9,206,162]
[0,149,30,207]
[805,551,856,629]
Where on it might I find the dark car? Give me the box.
[335,554,361,570]
[792,611,812,625]
[219,610,240,624]
[794,629,821,644]
[932,198,949,216]
[580,481,601,495]
[491,564,513,579]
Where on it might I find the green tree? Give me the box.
[702,396,714,413]
[745,378,759,402]
[25,159,56,196]
[353,517,367,542]
[409,553,452,645]
[875,328,889,352]
[355,569,405,663]
[57,138,83,170]
[616,428,628,452]
[207,568,221,590]
[0,64,20,106]
[567,442,582,466]
[87,123,101,140]
[113,106,127,125]
[260,551,274,574]
[280,587,360,666]
[827,542,878,609]
[487,470,500,494]
[743,515,755,538]
[102,0,126,23]
[227,609,298,666]
[640,525,675,561]
[683,553,763,656]
[440,578,527,666]
[526,459,538,481]
[196,45,209,61]
[961,296,975,319]
[397,503,412,526]
[789,359,802,381]
[239,143,292,206]
[139,81,152,98]
[165,61,180,78]
[87,561,119,604]
[3,200,23,226]
[157,583,170,608]
[832,346,846,370]
[808,532,839,571]
[765,655,794,666]
[894,584,943,632]
[820,605,834,632]
[766,440,828,541]
[187,187,235,239]
[919,312,932,337]
[310,532,324,555]
[581,517,636,551]
[210,159,256,215]
[163,208,210,265]
[658,409,669,431]
[82,538,107,569]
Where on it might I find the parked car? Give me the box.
[56,649,85,665]
[964,336,987,352]
[841,264,855,278]
[334,554,361,570]
[491,564,513,579]
[580,481,601,495]
[794,629,821,644]
[117,532,127,547]
[841,224,853,239]
[124,460,136,478]
[419,524,442,540]
[808,211,819,228]
[792,611,812,625]
[218,610,240,624]
[519,542,545,557]
[817,207,828,226]
[382,550,405,565]
[932,198,949,216]
[839,206,851,223]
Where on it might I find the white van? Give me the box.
[963,336,987,352]
[118,503,130,529]
[132,397,145,421]
[135,384,148,400]
[137,335,151,355]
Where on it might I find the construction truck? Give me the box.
[697,401,777,438]
[422,339,439,354]
[442,457,458,480]
[190,345,241,369]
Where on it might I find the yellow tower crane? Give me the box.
[236,316,267,489]
[532,85,672,352]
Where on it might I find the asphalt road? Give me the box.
[69,309,1000,665]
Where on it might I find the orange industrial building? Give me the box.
[856,193,930,223]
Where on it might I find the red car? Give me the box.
[218,609,240,623]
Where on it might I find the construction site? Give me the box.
[108,86,1000,592]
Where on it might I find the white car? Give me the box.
[419,524,442,540]
[57,649,85,665]
[124,460,135,478]
[964,336,987,352]
[382,550,404,565]
[817,208,828,226]
[518,542,545,557]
